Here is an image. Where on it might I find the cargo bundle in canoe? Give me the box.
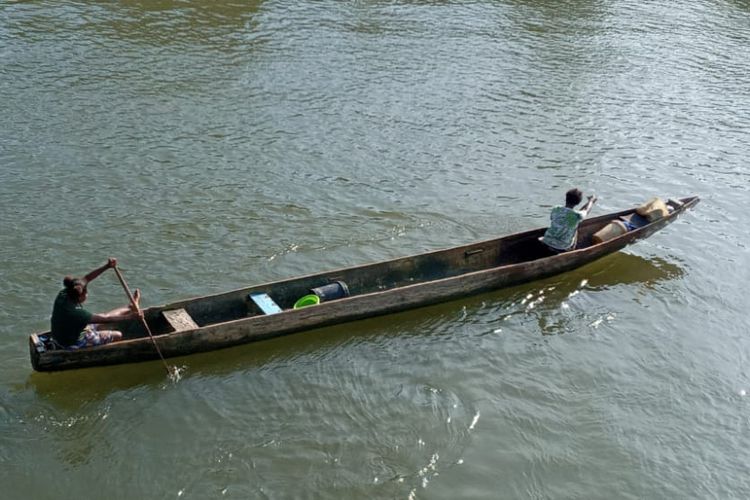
[29,196,699,372]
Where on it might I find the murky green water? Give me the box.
[2,1,749,498]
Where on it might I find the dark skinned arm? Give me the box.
[82,258,117,285]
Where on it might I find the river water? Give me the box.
[2,0,749,498]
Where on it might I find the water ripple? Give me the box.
[2,0,750,498]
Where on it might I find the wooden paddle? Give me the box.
[113,266,174,377]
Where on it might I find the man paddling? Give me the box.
[50,258,142,349]
[540,188,597,252]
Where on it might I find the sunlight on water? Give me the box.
[468,411,480,431]
[419,453,440,488]
[167,365,186,383]
[589,314,616,329]
[1,0,749,498]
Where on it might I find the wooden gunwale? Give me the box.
[30,196,699,371]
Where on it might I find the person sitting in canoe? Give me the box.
[540,188,597,252]
[50,258,142,349]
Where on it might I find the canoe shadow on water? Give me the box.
[24,362,172,411]
[491,251,685,337]
[25,251,683,402]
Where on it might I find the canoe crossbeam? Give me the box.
[162,308,199,332]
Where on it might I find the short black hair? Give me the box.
[566,188,583,206]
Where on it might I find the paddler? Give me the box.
[540,188,597,252]
[50,258,142,349]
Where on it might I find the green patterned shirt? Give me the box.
[541,206,584,251]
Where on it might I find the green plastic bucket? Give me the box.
[293,294,320,309]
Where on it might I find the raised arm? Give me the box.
[83,258,117,285]
[580,195,597,216]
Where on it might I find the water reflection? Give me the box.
[8,0,265,49]
[500,252,685,336]
[537,251,683,293]
[505,0,608,19]
[725,0,750,11]
[101,0,264,47]
[18,365,169,470]
[25,363,169,411]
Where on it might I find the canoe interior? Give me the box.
[32,196,698,364]
[116,232,553,339]
[118,196,695,337]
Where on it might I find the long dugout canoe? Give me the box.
[30,196,699,371]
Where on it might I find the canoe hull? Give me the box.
[30,196,699,371]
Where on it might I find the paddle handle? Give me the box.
[114,266,140,312]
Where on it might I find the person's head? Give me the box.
[565,188,583,207]
[63,276,88,303]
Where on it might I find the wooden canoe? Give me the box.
[29,196,699,371]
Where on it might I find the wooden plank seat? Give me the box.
[249,292,283,315]
[162,308,199,332]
